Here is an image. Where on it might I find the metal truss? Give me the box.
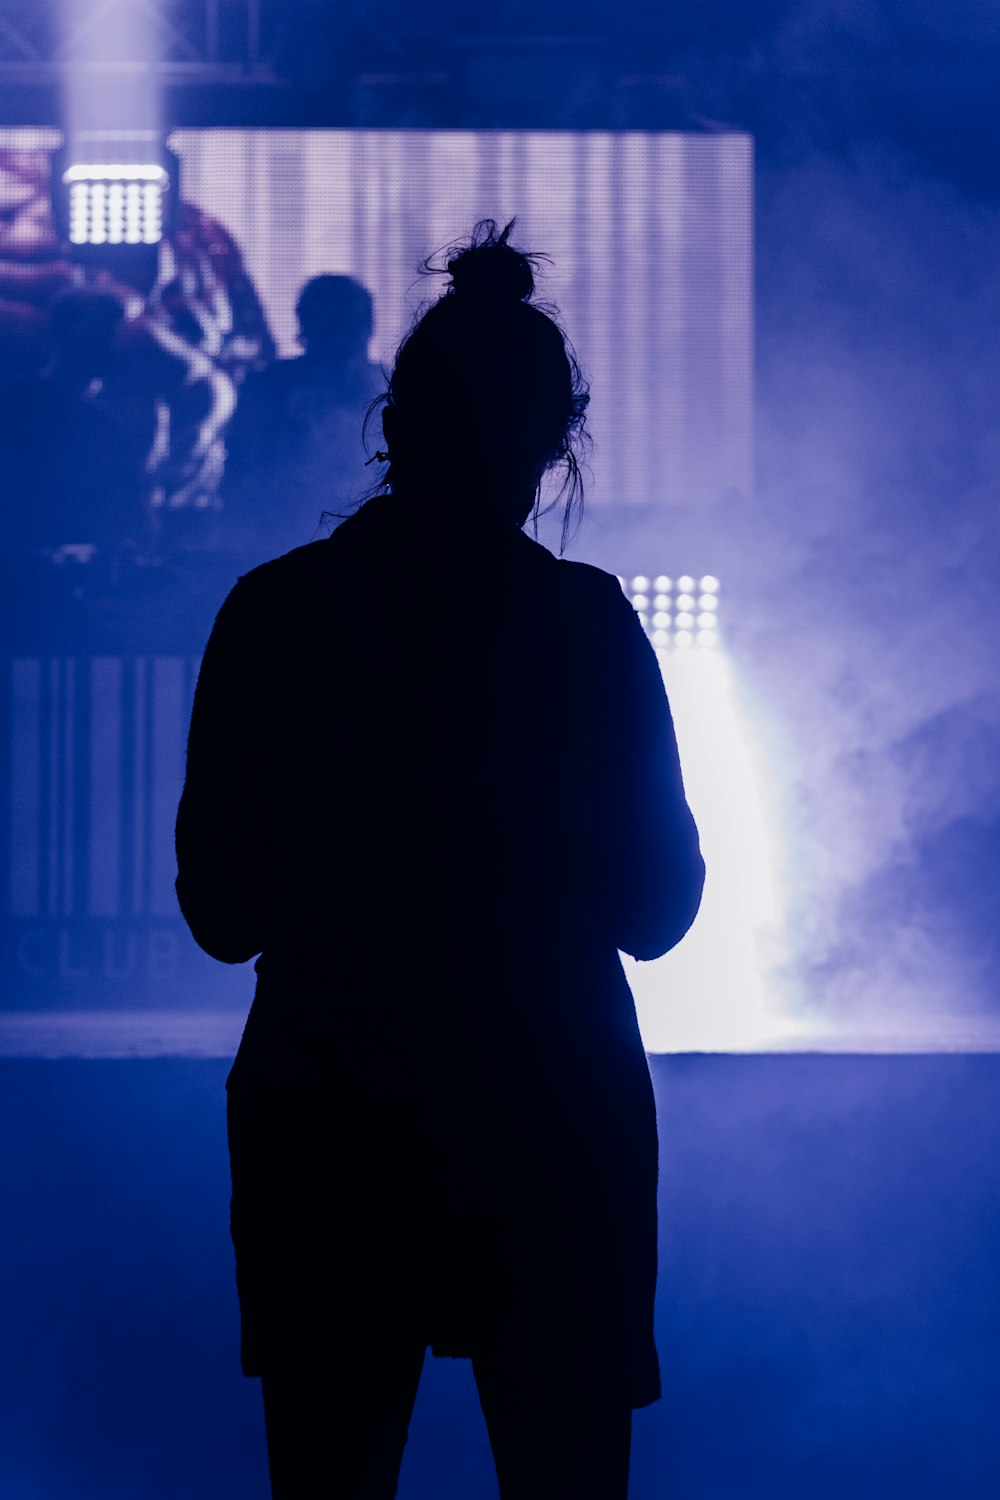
[0,0,269,83]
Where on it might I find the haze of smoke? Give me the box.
[572,145,1000,1032]
[732,147,1000,1027]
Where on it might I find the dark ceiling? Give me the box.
[0,1,997,197]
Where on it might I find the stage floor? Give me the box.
[1,1051,998,1498]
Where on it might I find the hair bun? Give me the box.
[447,219,535,306]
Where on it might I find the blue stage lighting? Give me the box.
[621,574,721,653]
[52,135,178,267]
[65,163,167,246]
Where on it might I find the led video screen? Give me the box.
[0,125,754,1050]
[169,128,753,509]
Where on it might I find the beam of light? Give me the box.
[60,0,161,139]
[56,5,172,259]
[625,640,803,1053]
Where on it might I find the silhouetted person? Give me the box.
[223,273,382,557]
[0,286,146,557]
[175,221,704,1499]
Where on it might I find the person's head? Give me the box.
[296,274,374,360]
[375,220,589,539]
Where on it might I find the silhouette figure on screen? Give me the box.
[0,287,146,558]
[176,221,704,1500]
[223,273,382,557]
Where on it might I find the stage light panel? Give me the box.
[53,137,178,259]
[64,163,168,246]
[621,574,721,652]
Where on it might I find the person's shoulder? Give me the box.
[236,537,331,590]
[238,358,302,401]
[555,556,620,588]
[553,556,631,610]
[218,538,332,618]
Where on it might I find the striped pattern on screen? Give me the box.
[170,128,753,508]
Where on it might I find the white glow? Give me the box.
[677,575,696,592]
[699,576,720,593]
[628,648,791,1052]
[674,630,693,647]
[698,594,718,611]
[654,593,670,609]
[631,575,650,591]
[632,593,649,611]
[652,611,671,628]
[65,172,164,245]
[676,593,695,611]
[697,612,718,630]
[653,629,669,645]
[697,630,718,648]
[64,162,167,182]
[676,611,695,629]
[654,576,672,591]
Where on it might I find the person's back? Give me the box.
[176,221,705,1499]
[180,491,699,973]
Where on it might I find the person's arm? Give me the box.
[175,578,271,963]
[585,572,705,961]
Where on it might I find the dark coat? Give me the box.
[175,491,704,1408]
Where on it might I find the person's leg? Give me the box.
[260,1338,426,1500]
[472,1349,632,1500]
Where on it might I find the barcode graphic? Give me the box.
[7,658,199,920]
